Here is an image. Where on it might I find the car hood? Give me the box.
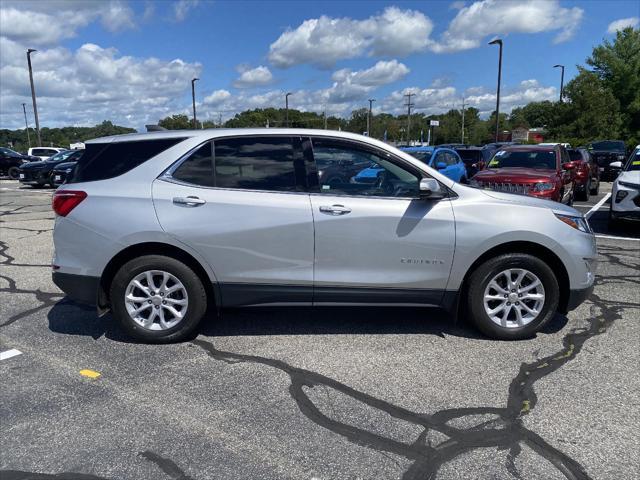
[53,161,77,170]
[473,167,557,182]
[616,170,640,184]
[20,161,49,170]
[479,189,579,215]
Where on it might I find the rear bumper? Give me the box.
[52,271,99,305]
[565,284,595,312]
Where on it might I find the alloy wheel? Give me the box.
[483,268,545,328]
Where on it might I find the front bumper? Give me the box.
[566,284,595,312]
[52,271,99,305]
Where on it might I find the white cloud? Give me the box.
[450,1,466,10]
[268,7,433,68]
[607,17,639,34]
[233,65,274,88]
[0,40,202,129]
[431,0,584,53]
[332,60,409,87]
[173,0,200,22]
[0,1,136,46]
[204,89,231,106]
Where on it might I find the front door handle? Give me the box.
[319,204,351,215]
[173,196,206,207]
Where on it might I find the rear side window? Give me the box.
[172,142,215,187]
[214,137,297,192]
[72,138,185,183]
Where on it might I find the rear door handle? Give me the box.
[319,204,351,215]
[173,196,206,207]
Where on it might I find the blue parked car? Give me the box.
[400,146,468,183]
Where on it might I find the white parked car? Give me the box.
[27,147,66,160]
[610,145,640,225]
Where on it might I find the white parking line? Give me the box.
[585,193,611,219]
[0,349,23,361]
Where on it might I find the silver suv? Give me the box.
[52,129,596,342]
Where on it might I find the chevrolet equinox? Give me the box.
[52,129,596,342]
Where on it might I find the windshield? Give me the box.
[589,141,625,151]
[407,151,432,163]
[456,150,481,162]
[487,150,557,170]
[624,148,640,171]
[567,149,584,161]
[46,150,75,162]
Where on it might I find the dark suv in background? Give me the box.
[0,147,38,179]
[588,140,627,181]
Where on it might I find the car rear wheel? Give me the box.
[577,180,590,201]
[590,178,599,195]
[110,255,207,343]
[466,253,559,340]
[7,166,20,179]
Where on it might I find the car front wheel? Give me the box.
[466,253,559,340]
[110,255,208,343]
[8,166,20,179]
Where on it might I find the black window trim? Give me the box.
[162,134,309,195]
[307,135,446,201]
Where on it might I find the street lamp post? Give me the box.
[553,64,565,102]
[404,93,414,145]
[21,103,31,148]
[26,49,41,146]
[191,78,199,128]
[488,38,503,143]
[285,92,292,127]
[367,98,375,137]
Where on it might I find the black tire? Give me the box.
[7,166,20,179]
[577,181,589,201]
[590,178,599,195]
[110,255,208,343]
[608,207,620,229]
[466,253,560,340]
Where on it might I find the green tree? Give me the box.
[587,27,640,145]
[158,114,200,130]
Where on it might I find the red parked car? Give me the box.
[566,148,600,201]
[470,145,576,204]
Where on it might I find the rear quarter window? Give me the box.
[72,138,186,183]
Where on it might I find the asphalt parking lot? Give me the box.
[1,179,638,480]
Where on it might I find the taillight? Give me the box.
[52,190,87,216]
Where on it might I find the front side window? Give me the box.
[312,139,420,198]
[214,136,297,192]
[443,152,459,166]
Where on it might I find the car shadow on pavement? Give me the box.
[47,299,570,343]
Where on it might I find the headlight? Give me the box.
[555,214,592,233]
[65,169,73,173]
[533,182,555,192]
[619,180,640,189]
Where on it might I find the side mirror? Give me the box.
[562,162,575,170]
[436,161,447,170]
[419,178,445,200]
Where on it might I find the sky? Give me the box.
[0,0,638,131]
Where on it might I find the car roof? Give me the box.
[502,145,557,152]
[84,128,393,145]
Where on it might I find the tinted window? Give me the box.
[313,139,420,198]
[625,148,640,172]
[172,142,214,187]
[567,149,584,161]
[404,150,432,163]
[72,138,186,183]
[32,149,55,156]
[488,150,557,170]
[589,141,625,151]
[443,152,458,166]
[456,150,482,162]
[214,137,297,192]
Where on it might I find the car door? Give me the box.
[152,135,315,306]
[308,137,455,305]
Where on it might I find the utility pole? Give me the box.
[553,64,565,102]
[460,97,468,144]
[26,49,41,146]
[22,103,31,148]
[404,93,414,145]
[285,92,292,127]
[367,98,375,137]
[191,78,199,128]
[323,107,327,129]
[489,38,503,142]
